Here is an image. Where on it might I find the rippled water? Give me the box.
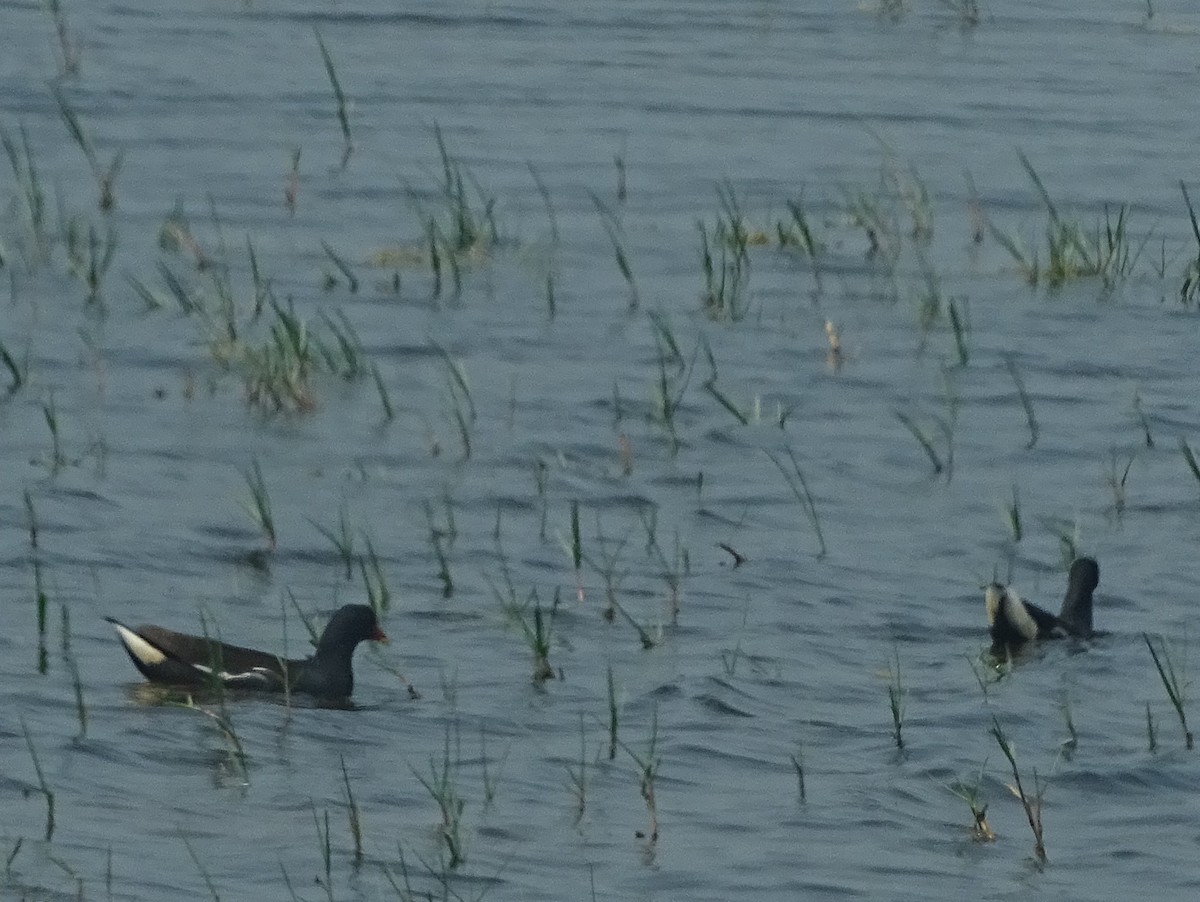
[4,1,1200,899]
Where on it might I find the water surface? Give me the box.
[3,1,1200,899]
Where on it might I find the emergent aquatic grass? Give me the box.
[240,457,277,553]
[990,716,1047,863]
[990,151,1149,290]
[885,647,906,750]
[947,763,995,842]
[313,29,353,168]
[20,717,55,841]
[1144,632,1192,750]
[50,82,122,211]
[698,181,753,322]
[413,725,467,870]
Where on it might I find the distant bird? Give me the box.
[106,604,387,699]
[985,557,1100,655]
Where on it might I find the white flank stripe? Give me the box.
[193,662,268,684]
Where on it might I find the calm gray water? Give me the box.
[4,1,1200,899]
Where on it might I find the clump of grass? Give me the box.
[211,299,369,413]
[616,705,661,843]
[381,126,499,291]
[991,151,1148,290]
[776,193,824,294]
[491,569,558,683]
[521,594,558,682]
[886,648,906,750]
[699,181,752,322]
[948,764,995,842]
[840,182,900,264]
[1144,632,1192,749]
[413,725,467,869]
[431,124,499,257]
[885,157,933,243]
[990,717,1047,863]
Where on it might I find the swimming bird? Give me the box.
[985,557,1100,655]
[106,604,387,699]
